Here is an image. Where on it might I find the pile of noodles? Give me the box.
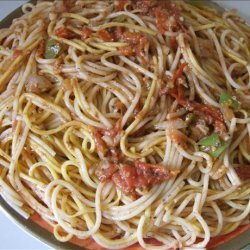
[0,0,249,249]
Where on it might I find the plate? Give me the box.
[0,1,249,250]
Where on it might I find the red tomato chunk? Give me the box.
[97,161,178,196]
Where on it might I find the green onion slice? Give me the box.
[210,142,229,158]
[198,133,220,147]
[219,92,240,110]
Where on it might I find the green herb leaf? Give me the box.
[219,92,240,110]
[198,133,220,147]
[210,142,229,158]
[45,39,61,59]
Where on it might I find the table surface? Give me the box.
[0,1,250,250]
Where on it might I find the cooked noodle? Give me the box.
[0,0,250,249]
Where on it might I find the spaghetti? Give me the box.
[0,0,250,249]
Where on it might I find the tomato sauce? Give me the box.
[159,63,186,97]
[97,161,177,196]
[55,27,75,39]
[166,63,225,133]
[155,1,186,33]
[133,0,156,14]
[63,0,74,10]
[170,36,178,51]
[115,101,126,115]
[90,122,123,162]
[97,0,187,58]
[90,127,108,156]
[119,32,148,60]
[37,40,45,58]
[172,63,187,86]
[117,45,132,56]
[96,163,118,182]
[235,166,250,180]
[97,30,114,42]
[13,49,22,59]
[132,0,187,34]
[154,7,171,34]
[116,0,128,11]
[190,102,224,123]
[120,31,142,44]
[101,118,122,138]
[81,27,92,40]
[119,32,149,60]
[168,130,188,149]
[177,99,226,133]
[97,28,149,61]
[159,62,226,133]
[113,27,123,40]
